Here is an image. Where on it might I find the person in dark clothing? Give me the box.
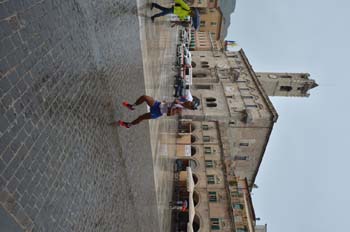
[150,0,195,23]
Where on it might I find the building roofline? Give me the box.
[244,178,257,220]
[216,121,237,231]
[250,124,274,189]
[216,7,223,40]
[238,49,278,188]
[238,49,279,122]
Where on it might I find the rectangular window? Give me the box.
[200,21,206,27]
[234,156,248,160]
[239,142,249,147]
[202,124,209,130]
[234,216,243,223]
[203,136,210,142]
[211,22,217,26]
[194,85,212,90]
[207,175,215,184]
[205,160,214,168]
[246,104,257,108]
[210,218,220,230]
[280,86,292,91]
[233,203,244,210]
[206,103,217,107]
[208,191,217,202]
[231,192,243,198]
[204,146,212,154]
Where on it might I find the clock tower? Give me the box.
[255,72,318,97]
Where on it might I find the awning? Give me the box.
[186,167,194,192]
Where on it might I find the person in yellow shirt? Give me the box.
[150,0,195,23]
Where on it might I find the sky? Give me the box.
[227,0,350,231]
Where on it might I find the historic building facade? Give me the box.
[175,120,260,231]
[183,48,317,186]
[197,8,222,40]
[174,46,317,231]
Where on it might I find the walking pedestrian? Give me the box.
[150,0,195,23]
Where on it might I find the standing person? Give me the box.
[113,95,184,128]
[150,0,194,23]
[169,200,188,211]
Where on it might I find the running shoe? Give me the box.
[118,120,132,128]
[122,101,135,110]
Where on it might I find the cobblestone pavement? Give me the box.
[138,9,179,231]
[0,0,177,231]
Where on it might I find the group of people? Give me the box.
[112,1,198,129]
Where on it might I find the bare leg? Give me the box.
[134,95,156,107]
[110,113,152,128]
[131,113,152,125]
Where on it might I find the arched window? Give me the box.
[191,146,197,156]
[191,135,196,143]
[192,174,198,184]
[193,191,200,206]
[193,215,201,232]
[189,159,197,169]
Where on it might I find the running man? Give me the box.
[113,95,184,128]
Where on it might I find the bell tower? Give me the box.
[255,72,318,97]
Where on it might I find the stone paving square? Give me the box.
[0,0,178,231]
